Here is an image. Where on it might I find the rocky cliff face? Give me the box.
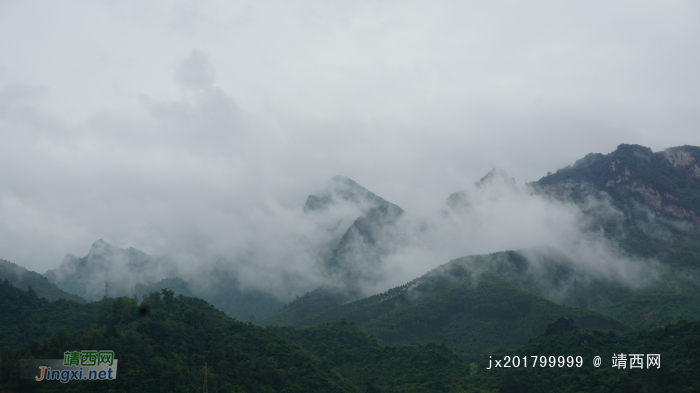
[534,144,700,225]
[530,144,700,258]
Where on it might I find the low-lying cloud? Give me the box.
[1,1,696,301]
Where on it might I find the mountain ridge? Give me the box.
[0,258,85,303]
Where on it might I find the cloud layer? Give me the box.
[0,1,698,280]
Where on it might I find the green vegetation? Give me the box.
[259,288,349,326]
[0,258,85,303]
[590,270,700,330]
[4,276,700,392]
[356,273,627,361]
[277,318,700,392]
[272,320,471,393]
[134,277,194,298]
[1,286,359,393]
[0,279,108,351]
[272,266,627,362]
[467,318,700,392]
[4,144,700,391]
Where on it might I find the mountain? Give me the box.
[0,258,85,303]
[306,175,404,281]
[263,176,405,326]
[191,268,285,322]
[265,253,629,361]
[439,145,700,326]
[303,175,398,212]
[259,287,350,326]
[447,167,516,209]
[42,177,404,324]
[271,146,700,354]
[536,144,700,217]
[43,240,286,322]
[534,143,700,258]
[44,239,178,300]
[5,280,698,392]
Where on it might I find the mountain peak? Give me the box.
[88,239,113,256]
[91,239,109,248]
[330,175,357,185]
[476,168,515,187]
[304,176,401,213]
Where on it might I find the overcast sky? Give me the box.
[1,1,699,273]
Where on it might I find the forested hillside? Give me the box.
[0,279,107,351]
[267,267,628,361]
[1,288,359,393]
[0,259,85,303]
[467,318,700,392]
[4,277,700,392]
[272,320,471,392]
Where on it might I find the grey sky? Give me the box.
[1,1,699,273]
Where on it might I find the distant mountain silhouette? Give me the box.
[44,239,177,300]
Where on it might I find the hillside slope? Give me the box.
[271,262,627,361]
[0,288,359,393]
[467,318,700,392]
[0,279,109,351]
[272,320,471,392]
[0,258,85,303]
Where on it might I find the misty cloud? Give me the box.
[368,174,660,295]
[0,2,697,298]
[175,50,216,91]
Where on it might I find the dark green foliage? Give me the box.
[590,270,700,330]
[0,288,359,393]
[0,258,85,303]
[544,317,575,336]
[271,320,471,392]
[359,273,628,362]
[134,277,193,298]
[260,288,350,326]
[272,264,627,362]
[467,319,700,392]
[0,279,109,351]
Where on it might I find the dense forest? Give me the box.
[3,281,700,392]
[1,284,358,393]
[468,317,700,392]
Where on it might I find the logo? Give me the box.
[20,350,118,383]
